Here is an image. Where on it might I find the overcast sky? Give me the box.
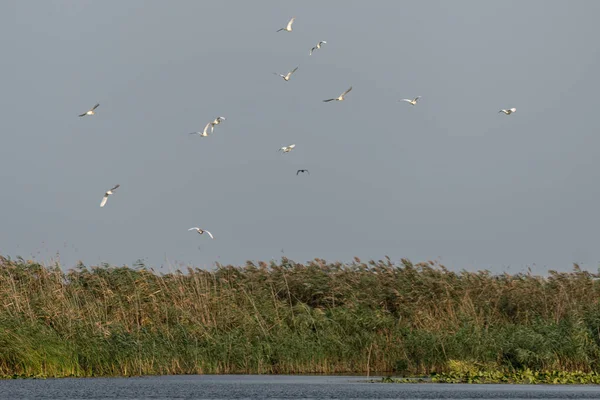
[3,0,600,273]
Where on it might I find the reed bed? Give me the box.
[1,256,599,378]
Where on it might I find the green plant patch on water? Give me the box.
[377,370,600,384]
[430,369,600,384]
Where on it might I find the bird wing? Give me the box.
[290,66,299,75]
[78,113,87,117]
[342,86,352,96]
[276,28,284,32]
[400,99,412,102]
[92,103,100,110]
[203,122,211,135]
[297,170,301,175]
[100,195,108,208]
[205,231,214,239]
[110,184,120,191]
[323,99,335,102]
[286,17,295,30]
[188,227,200,231]
[414,96,421,101]
[310,47,315,55]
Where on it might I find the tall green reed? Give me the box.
[0,256,599,377]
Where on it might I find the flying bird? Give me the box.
[296,169,310,175]
[100,184,120,208]
[310,41,327,55]
[499,108,517,115]
[400,96,421,106]
[323,86,352,102]
[211,116,226,128]
[189,122,212,137]
[276,17,295,32]
[79,103,100,117]
[188,227,214,239]
[274,67,299,81]
[279,144,296,153]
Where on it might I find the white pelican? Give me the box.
[323,86,352,102]
[189,122,212,137]
[499,108,517,115]
[274,66,299,81]
[279,144,296,153]
[188,227,214,239]
[310,41,327,55]
[400,96,421,106]
[100,184,120,208]
[276,17,295,32]
[296,169,309,175]
[79,103,99,117]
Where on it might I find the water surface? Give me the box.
[1,375,600,399]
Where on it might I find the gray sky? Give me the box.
[3,0,600,273]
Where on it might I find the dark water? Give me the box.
[1,375,600,399]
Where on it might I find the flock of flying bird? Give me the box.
[77,16,517,244]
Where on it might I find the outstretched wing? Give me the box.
[110,184,120,191]
[286,17,295,30]
[78,113,87,117]
[341,86,352,97]
[323,99,335,102]
[100,195,108,208]
[188,227,200,231]
[290,66,298,75]
[310,47,315,55]
[91,103,100,110]
[205,231,214,239]
[203,122,211,135]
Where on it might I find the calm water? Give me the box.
[1,375,600,399]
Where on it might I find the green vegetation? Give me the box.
[379,361,600,384]
[430,368,600,384]
[1,255,600,379]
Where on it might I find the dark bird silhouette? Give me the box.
[296,169,310,175]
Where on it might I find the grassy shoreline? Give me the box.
[1,256,599,379]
